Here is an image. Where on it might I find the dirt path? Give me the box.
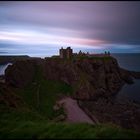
[58,97,94,124]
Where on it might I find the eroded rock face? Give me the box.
[5,60,37,88]
[43,59,79,85]
[5,56,138,100]
[79,98,140,131]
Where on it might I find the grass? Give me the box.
[0,118,140,139]
[72,55,112,61]
[0,103,139,139]
[15,79,72,119]
[13,64,73,120]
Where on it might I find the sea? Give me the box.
[0,52,140,103]
[112,53,140,103]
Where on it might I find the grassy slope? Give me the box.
[13,64,73,120]
[0,103,140,139]
[0,103,139,139]
[0,113,140,139]
[0,60,140,139]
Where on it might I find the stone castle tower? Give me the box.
[59,47,73,59]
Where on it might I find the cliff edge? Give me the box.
[5,56,139,100]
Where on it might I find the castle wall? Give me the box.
[59,47,72,59]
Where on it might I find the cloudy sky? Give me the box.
[0,1,140,56]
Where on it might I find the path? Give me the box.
[58,97,94,124]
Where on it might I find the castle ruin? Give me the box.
[59,47,73,59]
[59,47,111,59]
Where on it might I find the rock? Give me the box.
[5,56,140,100]
[126,76,134,84]
[5,60,37,87]
[130,71,140,79]
[79,97,140,131]
[120,68,134,84]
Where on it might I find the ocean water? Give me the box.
[112,53,140,103]
[112,53,140,71]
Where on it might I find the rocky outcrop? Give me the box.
[119,68,134,84]
[5,60,37,87]
[4,56,140,100]
[79,98,140,131]
[130,71,140,79]
[42,57,137,100]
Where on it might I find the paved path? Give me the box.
[58,97,94,124]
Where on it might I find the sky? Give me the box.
[0,1,140,57]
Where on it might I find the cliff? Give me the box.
[5,56,139,100]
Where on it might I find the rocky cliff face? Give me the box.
[78,97,140,131]
[5,60,37,88]
[5,56,139,100]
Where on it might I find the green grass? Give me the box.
[72,55,112,60]
[13,64,73,120]
[90,56,111,60]
[15,79,72,119]
[0,104,139,139]
[0,118,140,139]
